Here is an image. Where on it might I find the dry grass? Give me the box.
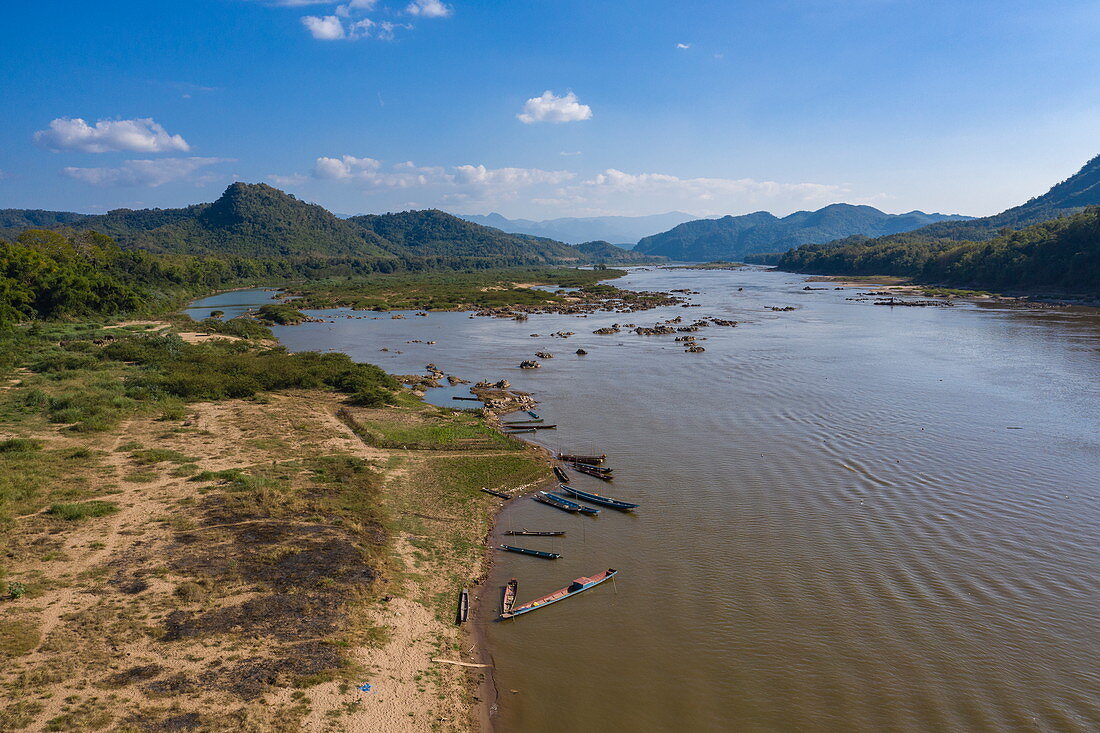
[0,386,550,732]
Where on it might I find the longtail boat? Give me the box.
[506,428,537,434]
[505,530,565,536]
[570,462,613,474]
[571,464,614,481]
[500,569,618,619]
[457,588,469,624]
[480,487,511,499]
[552,466,569,483]
[499,544,561,559]
[559,484,639,510]
[558,453,606,464]
[502,418,543,425]
[547,492,600,515]
[502,579,517,615]
[452,396,482,401]
[508,424,557,430]
[533,491,580,512]
[527,410,541,419]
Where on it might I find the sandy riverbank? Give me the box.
[0,320,551,732]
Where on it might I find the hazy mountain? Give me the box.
[633,204,971,262]
[458,211,696,245]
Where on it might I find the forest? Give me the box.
[777,206,1100,295]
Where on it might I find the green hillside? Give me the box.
[778,206,1100,295]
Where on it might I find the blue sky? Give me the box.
[2,0,1098,219]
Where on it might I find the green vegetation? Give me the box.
[338,402,518,451]
[779,206,1100,295]
[255,303,310,325]
[46,501,119,521]
[291,267,624,311]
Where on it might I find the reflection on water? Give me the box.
[190,270,1100,732]
[181,288,282,321]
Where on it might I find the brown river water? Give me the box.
[188,268,1100,732]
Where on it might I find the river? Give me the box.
[188,268,1100,732]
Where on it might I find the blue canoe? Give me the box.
[559,484,639,511]
[533,491,580,513]
[547,492,600,515]
[499,544,561,559]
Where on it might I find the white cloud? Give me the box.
[560,151,582,156]
[517,91,593,124]
[34,117,190,154]
[301,12,406,39]
[452,165,573,187]
[301,14,346,39]
[574,168,851,215]
[405,0,451,17]
[336,0,378,16]
[313,155,383,179]
[676,42,691,49]
[275,154,860,218]
[62,157,231,187]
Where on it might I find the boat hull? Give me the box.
[559,484,639,510]
[501,569,618,619]
[499,544,562,559]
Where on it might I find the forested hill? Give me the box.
[349,209,581,266]
[0,183,589,267]
[806,154,1100,250]
[573,240,668,263]
[632,204,969,261]
[778,206,1100,296]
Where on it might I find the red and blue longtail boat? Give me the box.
[500,569,618,619]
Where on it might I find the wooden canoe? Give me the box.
[571,464,614,481]
[502,579,518,615]
[546,493,600,515]
[499,544,562,559]
[533,491,580,513]
[457,588,469,624]
[558,453,606,464]
[500,569,618,619]
[559,484,639,510]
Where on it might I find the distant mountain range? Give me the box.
[777,154,1100,295]
[632,205,973,262]
[458,211,696,246]
[0,183,656,268]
